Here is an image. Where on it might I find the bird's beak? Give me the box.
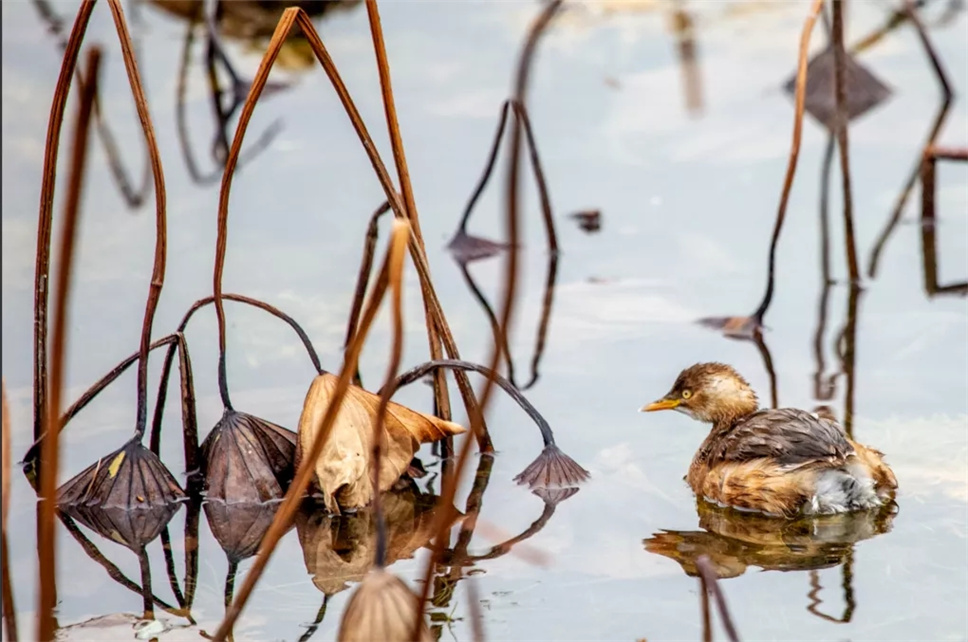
[640,398,680,412]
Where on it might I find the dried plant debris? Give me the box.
[389,359,589,491]
[513,444,590,490]
[570,209,602,233]
[62,502,181,552]
[204,499,283,563]
[644,500,896,579]
[783,46,891,131]
[57,439,185,510]
[295,373,466,513]
[337,569,432,642]
[200,410,297,504]
[696,315,762,339]
[296,489,447,596]
[446,231,509,264]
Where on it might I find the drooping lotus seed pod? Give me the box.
[337,569,432,642]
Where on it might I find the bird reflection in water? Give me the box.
[644,498,896,622]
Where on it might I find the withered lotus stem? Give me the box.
[337,569,431,642]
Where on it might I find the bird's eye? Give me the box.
[682,390,692,399]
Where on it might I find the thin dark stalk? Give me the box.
[210,181,403,641]
[511,101,558,254]
[180,497,201,608]
[456,262,516,384]
[161,499,201,614]
[919,149,953,296]
[451,99,558,254]
[522,252,559,390]
[160,523,186,608]
[365,0,464,462]
[695,555,740,642]
[296,595,329,642]
[224,560,238,608]
[814,135,838,401]
[903,0,952,99]
[33,0,95,443]
[305,2,484,451]
[37,45,100,642]
[806,550,856,622]
[449,454,494,568]
[103,0,169,442]
[171,333,199,492]
[751,0,825,323]
[344,201,391,386]
[175,14,220,185]
[699,565,712,642]
[928,146,968,161]
[428,453,496,616]
[840,284,862,438]
[197,16,283,181]
[848,0,927,54]
[455,245,559,390]
[832,0,860,284]
[32,0,151,208]
[387,359,556,447]
[456,101,512,236]
[868,97,952,278]
[23,334,180,478]
[751,330,778,409]
[415,2,562,632]
[455,102,560,388]
[57,513,186,617]
[138,547,154,619]
[444,496,559,564]
[149,294,322,461]
[867,0,953,277]
[466,576,486,642]
[370,220,409,569]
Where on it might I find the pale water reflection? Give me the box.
[2,0,967,640]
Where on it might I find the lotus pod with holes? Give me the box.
[295,373,466,513]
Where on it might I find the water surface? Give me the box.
[2,1,967,640]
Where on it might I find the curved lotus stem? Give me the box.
[386,359,589,488]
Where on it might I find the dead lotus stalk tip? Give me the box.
[513,444,590,490]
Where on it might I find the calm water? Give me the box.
[2,1,967,640]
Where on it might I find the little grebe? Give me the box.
[641,363,897,517]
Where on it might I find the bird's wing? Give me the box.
[708,408,854,466]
